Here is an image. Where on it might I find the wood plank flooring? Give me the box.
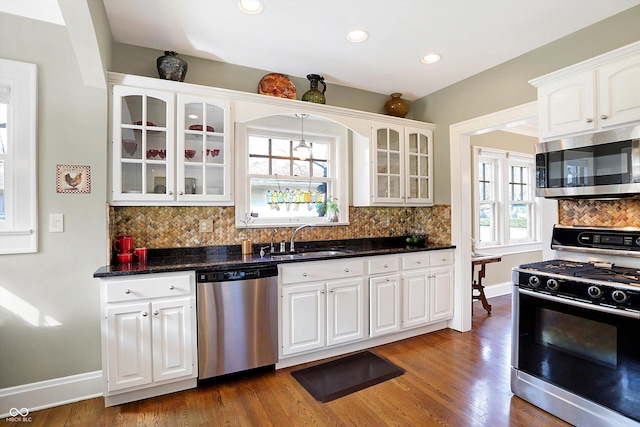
[23,295,571,426]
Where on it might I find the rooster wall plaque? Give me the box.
[56,164,91,193]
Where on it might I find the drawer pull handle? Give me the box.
[600,114,609,120]
[153,310,159,316]
[345,268,350,273]
[442,258,447,262]
[320,290,325,294]
[302,272,308,277]
[142,312,148,317]
[169,285,175,290]
[386,278,390,282]
[586,117,593,123]
[416,260,421,264]
[125,289,131,294]
[383,264,388,268]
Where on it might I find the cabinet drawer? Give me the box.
[368,255,400,275]
[103,272,194,303]
[280,259,364,284]
[430,250,454,267]
[402,253,429,270]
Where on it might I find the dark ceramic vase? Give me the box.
[384,93,410,118]
[157,51,188,82]
[302,74,327,104]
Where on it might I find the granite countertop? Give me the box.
[94,236,455,278]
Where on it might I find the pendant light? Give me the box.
[293,113,312,161]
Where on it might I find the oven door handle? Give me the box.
[519,288,640,319]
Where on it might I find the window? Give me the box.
[235,116,348,227]
[474,147,539,250]
[0,59,37,254]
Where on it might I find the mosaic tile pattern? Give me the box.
[110,205,452,250]
[559,198,640,227]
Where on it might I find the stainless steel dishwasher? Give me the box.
[196,264,278,379]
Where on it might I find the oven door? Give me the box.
[514,289,640,423]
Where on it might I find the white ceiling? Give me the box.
[100,0,640,100]
[1,1,638,101]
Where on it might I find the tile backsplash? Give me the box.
[111,205,452,250]
[559,198,640,227]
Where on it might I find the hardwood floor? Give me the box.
[24,295,571,427]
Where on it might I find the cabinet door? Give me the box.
[372,122,404,203]
[151,297,195,383]
[430,266,454,322]
[405,127,433,205]
[538,70,596,140]
[112,86,175,202]
[401,270,430,329]
[598,53,640,129]
[281,283,325,355]
[369,274,401,337]
[105,302,152,391]
[327,278,364,346]
[177,94,232,203]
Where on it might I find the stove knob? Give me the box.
[588,286,602,298]
[612,290,628,303]
[546,279,559,291]
[528,276,541,287]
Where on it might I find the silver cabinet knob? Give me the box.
[442,258,447,262]
[169,191,173,195]
[169,285,175,290]
[179,191,184,195]
[416,260,421,264]
[302,272,308,277]
[586,118,593,123]
[344,268,350,272]
[142,312,148,317]
[320,289,325,294]
[600,114,609,120]
[383,264,388,268]
[385,277,390,282]
[153,310,159,316]
[125,289,131,294]
[329,289,334,293]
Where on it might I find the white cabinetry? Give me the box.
[353,121,434,206]
[280,259,365,357]
[370,250,454,338]
[109,75,232,205]
[531,43,640,141]
[100,272,197,406]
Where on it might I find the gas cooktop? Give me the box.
[519,260,640,287]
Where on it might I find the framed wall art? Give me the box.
[56,164,91,194]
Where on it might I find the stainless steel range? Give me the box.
[511,225,640,427]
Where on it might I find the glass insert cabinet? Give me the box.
[111,86,231,204]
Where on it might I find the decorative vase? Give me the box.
[384,93,410,118]
[156,51,188,82]
[301,74,327,104]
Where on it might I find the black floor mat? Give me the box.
[291,350,405,402]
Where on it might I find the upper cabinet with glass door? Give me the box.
[353,121,434,206]
[177,94,231,203]
[112,86,175,202]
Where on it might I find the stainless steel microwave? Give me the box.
[535,125,640,198]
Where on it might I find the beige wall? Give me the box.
[0,4,111,387]
[415,5,640,205]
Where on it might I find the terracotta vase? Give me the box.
[157,51,188,82]
[384,93,410,118]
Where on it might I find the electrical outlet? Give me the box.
[200,219,213,233]
[49,213,64,232]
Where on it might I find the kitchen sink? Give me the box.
[270,249,353,260]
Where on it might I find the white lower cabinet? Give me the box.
[370,250,454,338]
[280,259,365,357]
[100,271,197,406]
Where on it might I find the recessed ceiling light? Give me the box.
[421,53,442,64]
[237,0,264,15]
[346,29,369,43]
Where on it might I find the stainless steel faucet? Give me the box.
[290,224,314,252]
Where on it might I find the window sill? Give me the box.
[475,241,542,256]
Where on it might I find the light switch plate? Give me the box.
[49,213,64,232]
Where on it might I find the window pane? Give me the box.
[510,203,530,240]
[272,158,291,175]
[312,142,328,160]
[271,138,291,157]
[0,99,6,221]
[312,160,328,177]
[292,160,311,177]
[479,203,495,243]
[248,157,270,175]
[248,135,269,155]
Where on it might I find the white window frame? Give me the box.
[235,122,348,228]
[473,147,540,253]
[0,59,37,254]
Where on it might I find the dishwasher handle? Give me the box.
[197,264,278,282]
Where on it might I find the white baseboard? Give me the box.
[483,281,512,299]
[0,371,102,418]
